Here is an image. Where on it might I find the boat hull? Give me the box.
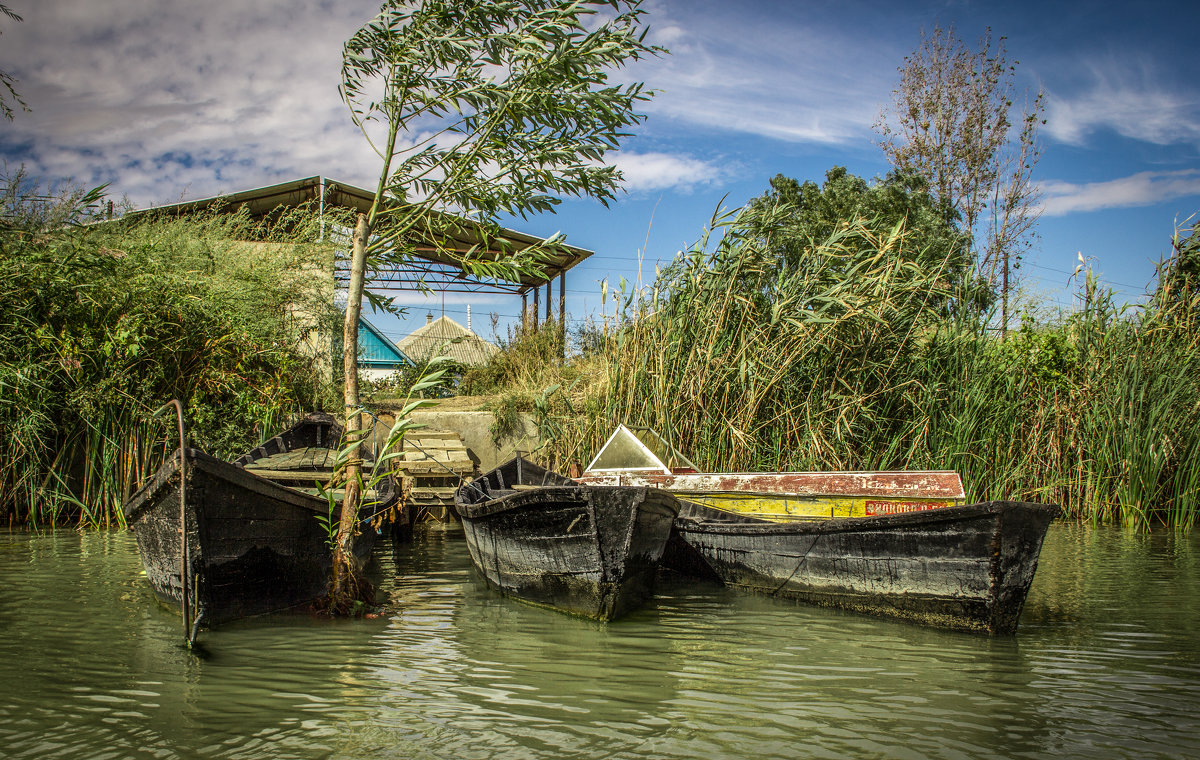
[457,459,679,620]
[124,411,391,629]
[126,449,354,626]
[667,501,1058,634]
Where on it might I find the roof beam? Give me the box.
[127,175,594,291]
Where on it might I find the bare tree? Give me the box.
[876,26,1043,333]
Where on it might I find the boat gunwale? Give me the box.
[124,448,335,524]
[579,470,967,500]
[675,500,1060,535]
[456,484,680,521]
[229,411,342,469]
[125,411,400,525]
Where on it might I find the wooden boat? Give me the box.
[580,424,965,520]
[666,500,1059,634]
[455,456,680,621]
[124,412,395,634]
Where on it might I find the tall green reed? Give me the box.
[0,189,339,528]
[529,204,1200,530]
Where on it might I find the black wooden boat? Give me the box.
[455,457,680,621]
[124,413,395,633]
[666,500,1058,634]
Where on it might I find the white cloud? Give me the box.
[628,1,896,145]
[1042,60,1200,147]
[1039,170,1200,216]
[2,0,385,206]
[609,151,721,192]
[24,0,1200,222]
[0,0,737,208]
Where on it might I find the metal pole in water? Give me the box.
[152,399,192,647]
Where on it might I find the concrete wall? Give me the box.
[370,409,541,473]
[411,410,540,472]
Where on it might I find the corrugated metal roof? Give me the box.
[127,176,592,287]
[397,315,498,367]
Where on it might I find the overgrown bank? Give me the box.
[473,192,1200,531]
[0,186,338,527]
[6,173,1198,534]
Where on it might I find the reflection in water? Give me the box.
[0,523,1198,759]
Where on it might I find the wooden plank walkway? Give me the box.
[395,430,474,522]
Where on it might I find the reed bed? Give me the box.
[0,187,338,528]
[518,205,1200,531]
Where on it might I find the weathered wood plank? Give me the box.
[667,501,1058,634]
[455,456,679,620]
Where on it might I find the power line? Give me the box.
[367,304,590,334]
[1019,263,1148,292]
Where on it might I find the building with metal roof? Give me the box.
[398,313,499,367]
[357,316,414,381]
[128,175,590,331]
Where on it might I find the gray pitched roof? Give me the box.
[398,315,498,367]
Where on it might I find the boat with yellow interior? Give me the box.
[578,424,964,521]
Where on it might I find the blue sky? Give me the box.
[2,0,1198,345]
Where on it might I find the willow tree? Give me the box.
[876,26,1044,333]
[1,3,28,121]
[331,0,661,605]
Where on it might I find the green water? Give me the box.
[1,523,1198,759]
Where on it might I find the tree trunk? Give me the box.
[331,212,370,606]
[1001,249,1010,339]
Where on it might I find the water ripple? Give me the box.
[2,524,1199,758]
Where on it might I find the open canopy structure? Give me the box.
[129,175,591,326]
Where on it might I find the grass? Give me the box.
[7,169,1197,532]
[480,204,1200,531]
[0,176,340,527]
